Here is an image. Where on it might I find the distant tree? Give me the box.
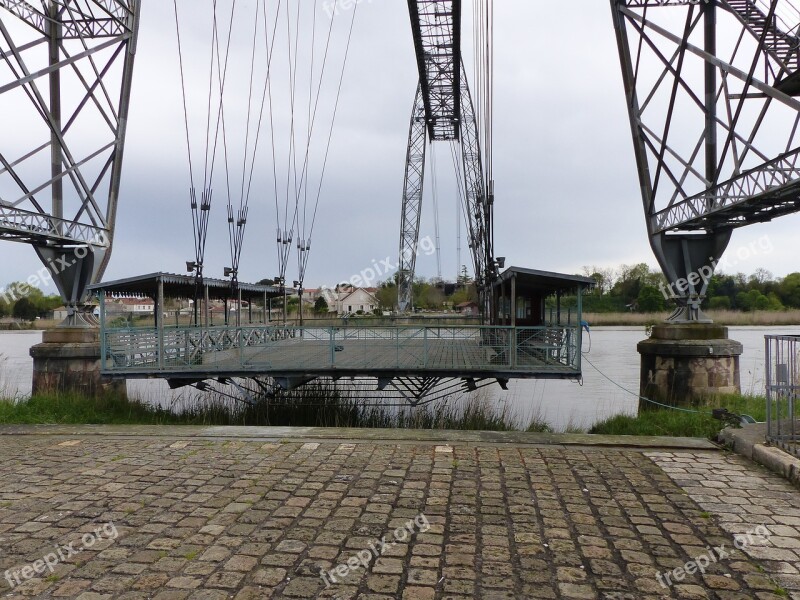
[582,265,616,295]
[637,285,667,313]
[314,297,329,314]
[750,268,773,287]
[706,274,737,305]
[457,266,473,286]
[778,273,800,308]
[376,280,397,310]
[13,297,38,321]
[767,293,785,311]
[737,289,771,311]
[415,282,445,310]
[450,284,478,306]
[708,296,731,310]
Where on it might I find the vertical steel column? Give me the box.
[47,1,63,224]
[705,0,717,191]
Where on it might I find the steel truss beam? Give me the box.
[407,0,461,141]
[611,0,800,322]
[0,0,130,38]
[0,0,139,317]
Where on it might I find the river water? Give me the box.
[1,326,795,430]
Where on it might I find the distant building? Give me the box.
[337,287,378,315]
[303,286,378,316]
[52,306,70,321]
[455,301,480,317]
[115,298,155,313]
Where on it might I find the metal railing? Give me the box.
[101,324,582,376]
[766,335,800,456]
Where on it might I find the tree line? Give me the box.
[0,283,62,321]
[583,264,800,313]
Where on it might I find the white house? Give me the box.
[116,297,155,314]
[337,287,378,316]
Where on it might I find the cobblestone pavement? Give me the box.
[649,450,800,599]
[0,431,797,599]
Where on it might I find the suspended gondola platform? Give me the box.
[90,268,594,394]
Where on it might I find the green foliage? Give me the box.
[314,296,329,314]
[708,295,731,310]
[376,281,396,310]
[374,277,476,312]
[637,285,667,313]
[582,265,800,314]
[1,281,62,320]
[778,273,800,308]
[0,392,184,425]
[735,289,783,312]
[12,297,38,321]
[580,294,628,313]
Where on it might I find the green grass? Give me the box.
[0,386,527,431]
[0,393,187,425]
[589,394,766,439]
[0,386,766,440]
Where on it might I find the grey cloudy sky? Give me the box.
[1,0,798,295]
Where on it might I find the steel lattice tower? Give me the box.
[612,0,800,322]
[399,0,495,318]
[0,1,140,323]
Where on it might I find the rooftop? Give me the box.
[88,272,283,302]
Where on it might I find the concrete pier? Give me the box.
[638,323,743,407]
[29,328,125,398]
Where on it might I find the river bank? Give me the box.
[0,387,766,440]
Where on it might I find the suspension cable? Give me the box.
[301,0,360,280]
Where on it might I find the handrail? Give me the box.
[101,324,583,375]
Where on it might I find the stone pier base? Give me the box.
[637,324,743,408]
[30,328,126,398]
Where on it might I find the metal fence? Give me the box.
[101,324,582,377]
[766,335,800,456]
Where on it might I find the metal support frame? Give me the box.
[0,1,140,323]
[397,84,427,313]
[611,0,800,322]
[400,1,495,319]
